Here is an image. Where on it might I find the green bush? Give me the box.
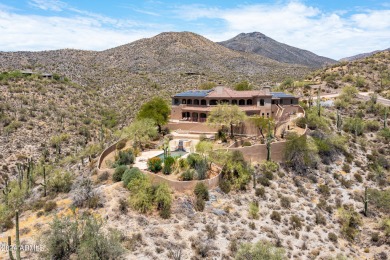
[258,177,270,187]
[181,169,195,181]
[328,232,338,242]
[338,207,362,241]
[318,184,330,196]
[128,176,154,213]
[255,187,265,197]
[270,211,281,222]
[147,157,162,173]
[315,212,326,225]
[365,120,380,132]
[248,201,259,219]
[122,167,142,187]
[195,197,205,211]
[219,179,231,194]
[163,156,175,175]
[116,139,127,150]
[342,163,351,173]
[235,241,285,260]
[194,182,209,201]
[113,149,134,167]
[186,153,202,168]
[44,201,57,212]
[113,165,128,182]
[354,173,363,183]
[49,170,74,193]
[44,214,123,259]
[343,117,365,136]
[290,215,302,230]
[280,196,291,208]
[264,171,274,180]
[154,183,172,219]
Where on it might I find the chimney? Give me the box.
[215,86,224,94]
[263,86,271,95]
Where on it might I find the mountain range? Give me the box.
[340,48,390,62]
[219,32,337,68]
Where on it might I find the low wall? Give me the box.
[143,170,222,193]
[227,141,287,162]
[97,140,120,169]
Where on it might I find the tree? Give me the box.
[284,133,318,174]
[137,97,170,133]
[207,104,247,138]
[195,141,213,158]
[234,80,253,91]
[250,116,275,138]
[122,119,158,150]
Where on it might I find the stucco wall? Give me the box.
[227,141,287,162]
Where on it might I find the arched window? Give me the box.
[182,99,186,104]
[192,112,198,122]
[290,99,293,104]
[174,99,179,105]
[201,99,207,105]
[194,99,199,105]
[187,99,192,105]
[200,113,207,122]
[247,99,253,105]
[239,99,245,105]
[231,100,237,105]
[221,99,229,104]
[210,100,218,105]
[260,99,264,106]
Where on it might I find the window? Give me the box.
[182,99,186,104]
[194,99,199,105]
[260,99,264,106]
[247,99,253,105]
[187,99,192,105]
[174,99,179,105]
[262,113,264,117]
[221,99,229,104]
[280,99,283,105]
[201,99,207,105]
[231,100,237,105]
[267,113,269,118]
[239,99,245,105]
[210,100,218,105]
[291,99,293,104]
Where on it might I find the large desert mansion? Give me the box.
[170,86,301,122]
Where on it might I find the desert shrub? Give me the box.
[354,173,363,183]
[258,177,270,187]
[72,178,101,209]
[122,167,142,187]
[234,80,253,91]
[338,207,362,241]
[342,163,351,173]
[290,215,302,230]
[113,149,134,167]
[44,214,123,260]
[379,128,390,140]
[315,212,326,225]
[340,177,353,188]
[163,156,175,175]
[248,201,259,219]
[235,241,285,260]
[0,204,13,230]
[116,139,127,150]
[98,171,109,182]
[194,158,208,180]
[127,175,154,213]
[255,187,265,197]
[195,197,205,212]
[371,232,380,242]
[368,189,390,213]
[219,179,231,194]
[194,182,209,201]
[44,201,57,212]
[113,165,128,182]
[243,141,251,147]
[318,184,330,196]
[317,199,333,213]
[147,157,162,173]
[178,158,188,169]
[219,150,251,190]
[270,211,281,222]
[181,169,195,181]
[343,117,365,136]
[154,183,172,219]
[328,232,338,242]
[49,170,74,193]
[186,153,203,168]
[365,120,380,132]
[264,171,274,180]
[280,196,291,208]
[381,218,390,237]
[118,198,128,214]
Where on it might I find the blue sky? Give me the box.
[0,0,389,59]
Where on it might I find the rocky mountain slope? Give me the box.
[0,32,311,89]
[340,48,390,62]
[219,32,337,68]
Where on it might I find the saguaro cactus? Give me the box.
[15,210,21,260]
[336,110,342,132]
[363,187,369,217]
[8,236,15,260]
[317,87,321,117]
[2,176,12,206]
[39,165,47,197]
[385,107,388,129]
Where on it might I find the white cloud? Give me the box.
[175,1,390,59]
[28,0,67,12]
[0,10,162,51]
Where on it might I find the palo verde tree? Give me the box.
[234,80,253,91]
[137,97,171,133]
[207,104,247,138]
[249,116,275,138]
[122,118,158,150]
